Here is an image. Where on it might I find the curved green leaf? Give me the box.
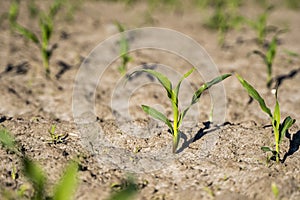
[191,73,231,105]
[236,74,272,118]
[142,105,173,134]
[174,68,195,101]
[279,116,296,144]
[14,24,40,45]
[140,69,173,98]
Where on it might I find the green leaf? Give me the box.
[0,128,16,152]
[252,50,267,65]
[279,116,296,144]
[9,0,19,25]
[53,162,78,200]
[128,69,173,99]
[261,146,272,152]
[142,105,173,134]
[14,24,40,45]
[273,99,280,130]
[191,73,231,105]
[236,74,272,118]
[178,73,231,127]
[49,0,63,18]
[174,68,194,103]
[23,157,46,200]
[109,179,137,200]
[266,36,277,65]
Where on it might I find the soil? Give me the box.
[0,0,300,199]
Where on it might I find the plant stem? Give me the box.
[172,98,179,153]
[267,63,272,88]
[273,126,280,163]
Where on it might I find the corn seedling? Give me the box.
[116,22,132,76]
[0,128,78,200]
[9,0,62,77]
[109,177,138,200]
[236,74,296,163]
[246,6,274,46]
[128,68,231,153]
[252,35,277,88]
[48,125,68,144]
[204,0,244,45]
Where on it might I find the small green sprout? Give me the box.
[116,22,132,76]
[9,0,62,77]
[48,125,68,144]
[252,35,277,88]
[271,182,279,199]
[128,68,231,153]
[236,74,296,163]
[109,177,138,200]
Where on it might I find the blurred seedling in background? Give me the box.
[0,127,78,200]
[204,0,244,45]
[48,125,68,144]
[251,35,278,88]
[236,74,296,163]
[115,22,132,76]
[9,0,62,77]
[128,68,231,153]
[109,176,138,200]
[245,6,277,46]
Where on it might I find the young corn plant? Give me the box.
[252,35,277,88]
[115,22,132,76]
[128,68,231,153]
[247,12,268,45]
[48,125,68,144]
[9,0,62,77]
[236,74,296,163]
[204,0,244,45]
[0,128,78,200]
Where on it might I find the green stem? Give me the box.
[267,63,272,88]
[273,127,280,163]
[172,98,179,153]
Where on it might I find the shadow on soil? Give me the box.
[177,121,227,153]
[274,67,300,88]
[282,130,300,163]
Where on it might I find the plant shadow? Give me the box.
[274,67,300,88]
[177,121,223,153]
[282,130,300,163]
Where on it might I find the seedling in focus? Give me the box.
[128,68,231,153]
[236,74,296,163]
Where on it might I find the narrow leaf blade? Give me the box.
[53,162,78,200]
[261,146,272,152]
[191,73,231,105]
[15,24,40,45]
[0,128,16,152]
[236,74,272,118]
[140,69,173,98]
[279,116,296,144]
[174,68,195,100]
[142,105,173,134]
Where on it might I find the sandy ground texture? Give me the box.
[0,0,300,199]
